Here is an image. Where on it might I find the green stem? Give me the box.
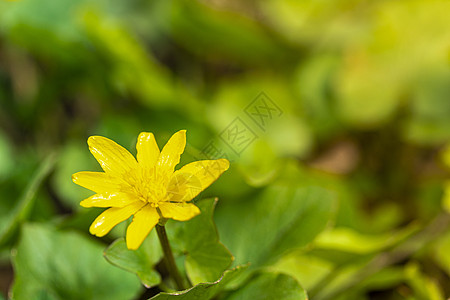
[156,224,187,290]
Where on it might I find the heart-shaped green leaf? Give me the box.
[151,265,248,300]
[168,198,234,285]
[10,224,141,300]
[225,271,308,300]
[216,185,336,268]
[104,231,163,288]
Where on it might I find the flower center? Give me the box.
[128,167,168,206]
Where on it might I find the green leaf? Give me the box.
[11,223,141,300]
[169,198,234,285]
[404,262,445,300]
[442,144,450,169]
[444,183,450,214]
[357,266,406,293]
[104,231,163,288]
[52,141,98,210]
[225,271,307,300]
[216,185,336,268]
[0,130,14,180]
[314,225,419,254]
[434,231,450,276]
[269,251,334,290]
[151,265,248,300]
[0,153,56,248]
[403,68,450,145]
[294,54,342,138]
[168,0,286,64]
[82,10,176,107]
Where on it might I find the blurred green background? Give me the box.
[0,0,450,299]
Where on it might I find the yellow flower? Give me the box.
[72,130,229,250]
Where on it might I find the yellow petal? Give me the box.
[166,159,230,202]
[88,136,138,177]
[156,130,186,177]
[72,171,128,194]
[136,132,160,170]
[89,201,146,237]
[126,205,159,250]
[158,202,200,221]
[80,192,137,208]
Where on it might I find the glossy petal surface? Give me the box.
[72,171,127,194]
[167,159,230,202]
[80,192,137,208]
[74,130,229,250]
[88,136,138,177]
[126,205,159,250]
[159,202,201,221]
[136,132,160,170]
[90,202,146,237]
[156,130,186,177]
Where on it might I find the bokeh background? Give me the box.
[0,0,450,299]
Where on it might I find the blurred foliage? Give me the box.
[0,0,449,299]
[11,224,142,300]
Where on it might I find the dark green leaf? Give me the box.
[151,265,248,300]
[216,185,336,268]
[225,272,307,300]
[169,198,234,285]
[168,0,288,64]
[0,153,56,248]
[104,231,163,288]
[11,223,141,300]
[52,141,98,210]
[0,131,14,180]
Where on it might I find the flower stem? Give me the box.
[155,224,186,290]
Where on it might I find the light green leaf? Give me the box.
[434,231,450,276]
[0,153,56,248]
[225,272,307,300]
[314,225,418,254]
[444,183,450,214]
[269,251,333,290]
[11,223,141,300]
[151,265,247,300]
[357,266,406,292]
[169,198,233,285]
[405,262,445,300]
[104,230,163,288]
